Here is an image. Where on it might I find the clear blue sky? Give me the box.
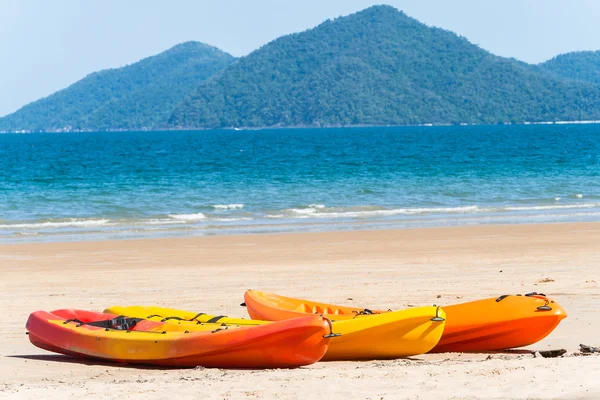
[2,0,600,117]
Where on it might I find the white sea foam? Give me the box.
[144,219,187,225]
[212,217,253,222]
[401,206,480,214]
[287,204,327,215]
[288,208,319,215]
[212,204,244,210]
[287,205,480,219]
[168,213,207,221]
[0,219,110,229]
[503,203,598,212]
[576,194,584,198]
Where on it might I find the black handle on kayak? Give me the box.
[430,306,445,322]
[322,317,341,338]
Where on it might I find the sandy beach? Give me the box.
[1,222,599,399]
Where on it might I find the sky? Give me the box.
[2,0,600,117]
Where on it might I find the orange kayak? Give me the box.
[433,294,567,352]
[243,290,567,352]
[26,309,332,368]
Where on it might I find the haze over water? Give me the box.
[1,124,599,242]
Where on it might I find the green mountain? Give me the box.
[169,5,600,128]
[540,51,600,84]
[0,42,235,131]
[4,6,600,132]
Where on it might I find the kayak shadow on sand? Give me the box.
[8,348,545,370]
[7,354,320,370]
[7,354,188,370]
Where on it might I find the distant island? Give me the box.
[2,5,600,132]
[0,42,235,132]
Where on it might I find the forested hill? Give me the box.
[169,5,600,128]
[540,51,600,85]
[4,6,600,132]
[0,42,235,131]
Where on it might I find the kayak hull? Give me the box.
[320,307,445,360]
[243,290,567,353]
[432,295,567,352]
[26,309,330,368]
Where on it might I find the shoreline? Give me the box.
[2,119,600,134]
[2,221,599,398]
[3,217,600,245]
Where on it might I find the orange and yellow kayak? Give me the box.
[106,305,447,360]
[26,309,331,368]
[243,290,567,352]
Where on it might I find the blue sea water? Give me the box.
[0,124,599,242]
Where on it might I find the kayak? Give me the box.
[107,305,447,360]
[321,306,445,360]
[243,290,567,352]
[26,309,331,368]
[433,294,567,352]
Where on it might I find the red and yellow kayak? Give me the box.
[243,290,567,352]
[26,309,331,368]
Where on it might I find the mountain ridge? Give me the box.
[3,5,600,132]
[168,5,600,128]
[540,51,600,85]
[0,41,235,131]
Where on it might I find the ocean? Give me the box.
[1,124,599,243]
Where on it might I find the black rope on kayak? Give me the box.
[496,295,510,302]
[351,308,374,318]
[207,315,226,323]
[160,316,187,322]
[322,317,341,338]
[63,318,85,325]
[146,314,163,319]
[211,326,229,333]
[430,306,445,322]
[188,312,206,322]
[525,292,546,297]
[497,292,553,310]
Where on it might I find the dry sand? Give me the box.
[1,222,599,399]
